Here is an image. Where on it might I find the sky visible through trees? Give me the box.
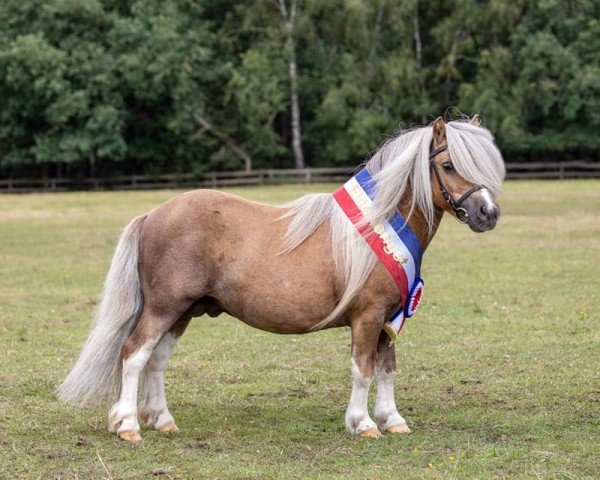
[0,0,598,178]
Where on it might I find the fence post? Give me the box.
[211,171,217,189]
[559,162,564,180]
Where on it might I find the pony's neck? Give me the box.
[397,189,444,250]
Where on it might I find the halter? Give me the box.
[429,144,483,224]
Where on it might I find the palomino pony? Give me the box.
[58,116,505,442]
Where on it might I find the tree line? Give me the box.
[0,0,598,179]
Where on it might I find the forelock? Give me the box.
[445,120,505,196]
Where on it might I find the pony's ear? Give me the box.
[469,114,481,126]
[433,116,446,143]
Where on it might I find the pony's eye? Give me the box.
[443,162,455,173]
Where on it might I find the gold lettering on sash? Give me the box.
[347,184,363,197]
[348,184,371,212]
[348,184,410,269]
[373,223,409,266]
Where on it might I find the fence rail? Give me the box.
[1,161,598,193]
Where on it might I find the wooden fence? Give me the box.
[1,161,598,193]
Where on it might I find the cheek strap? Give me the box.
[429,145,483,223]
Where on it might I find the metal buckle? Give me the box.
[455,208,469,224]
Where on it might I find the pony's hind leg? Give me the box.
[374,332,410,434]
[108,306,185,442]
[139,315,192,432]
[345,311,384,438]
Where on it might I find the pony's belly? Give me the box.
[215,274,340,334]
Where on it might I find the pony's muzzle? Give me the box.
[462,189,500,232]
[477,202,500,229]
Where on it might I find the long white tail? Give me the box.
[57,215,147,406]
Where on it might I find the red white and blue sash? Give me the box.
[333,168,424,339]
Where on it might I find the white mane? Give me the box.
[279,118,505,329]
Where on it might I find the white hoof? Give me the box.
[108,402,140,435]
[387,422,411,434]
[158,423,179,432]
[346,415,380,436]
[375,412,409,433]
[359,428,383,438]
[139,405,176,431]
[118,430,142,442]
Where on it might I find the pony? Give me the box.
[58,116,505,441]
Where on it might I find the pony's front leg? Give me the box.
[374,332,411,434]
[345,313,383,438]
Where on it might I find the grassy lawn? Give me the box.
[0,180,598,479]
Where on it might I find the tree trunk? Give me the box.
[413,8,422,68]
[369,1,385,79]
[288,44,304,169]
[412,3,427,124]
[279,0,305,169]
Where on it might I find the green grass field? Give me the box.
[0,181,598,479]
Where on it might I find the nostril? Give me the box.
[479,203,488,218]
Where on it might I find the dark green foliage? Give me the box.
[0,0,598,177]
